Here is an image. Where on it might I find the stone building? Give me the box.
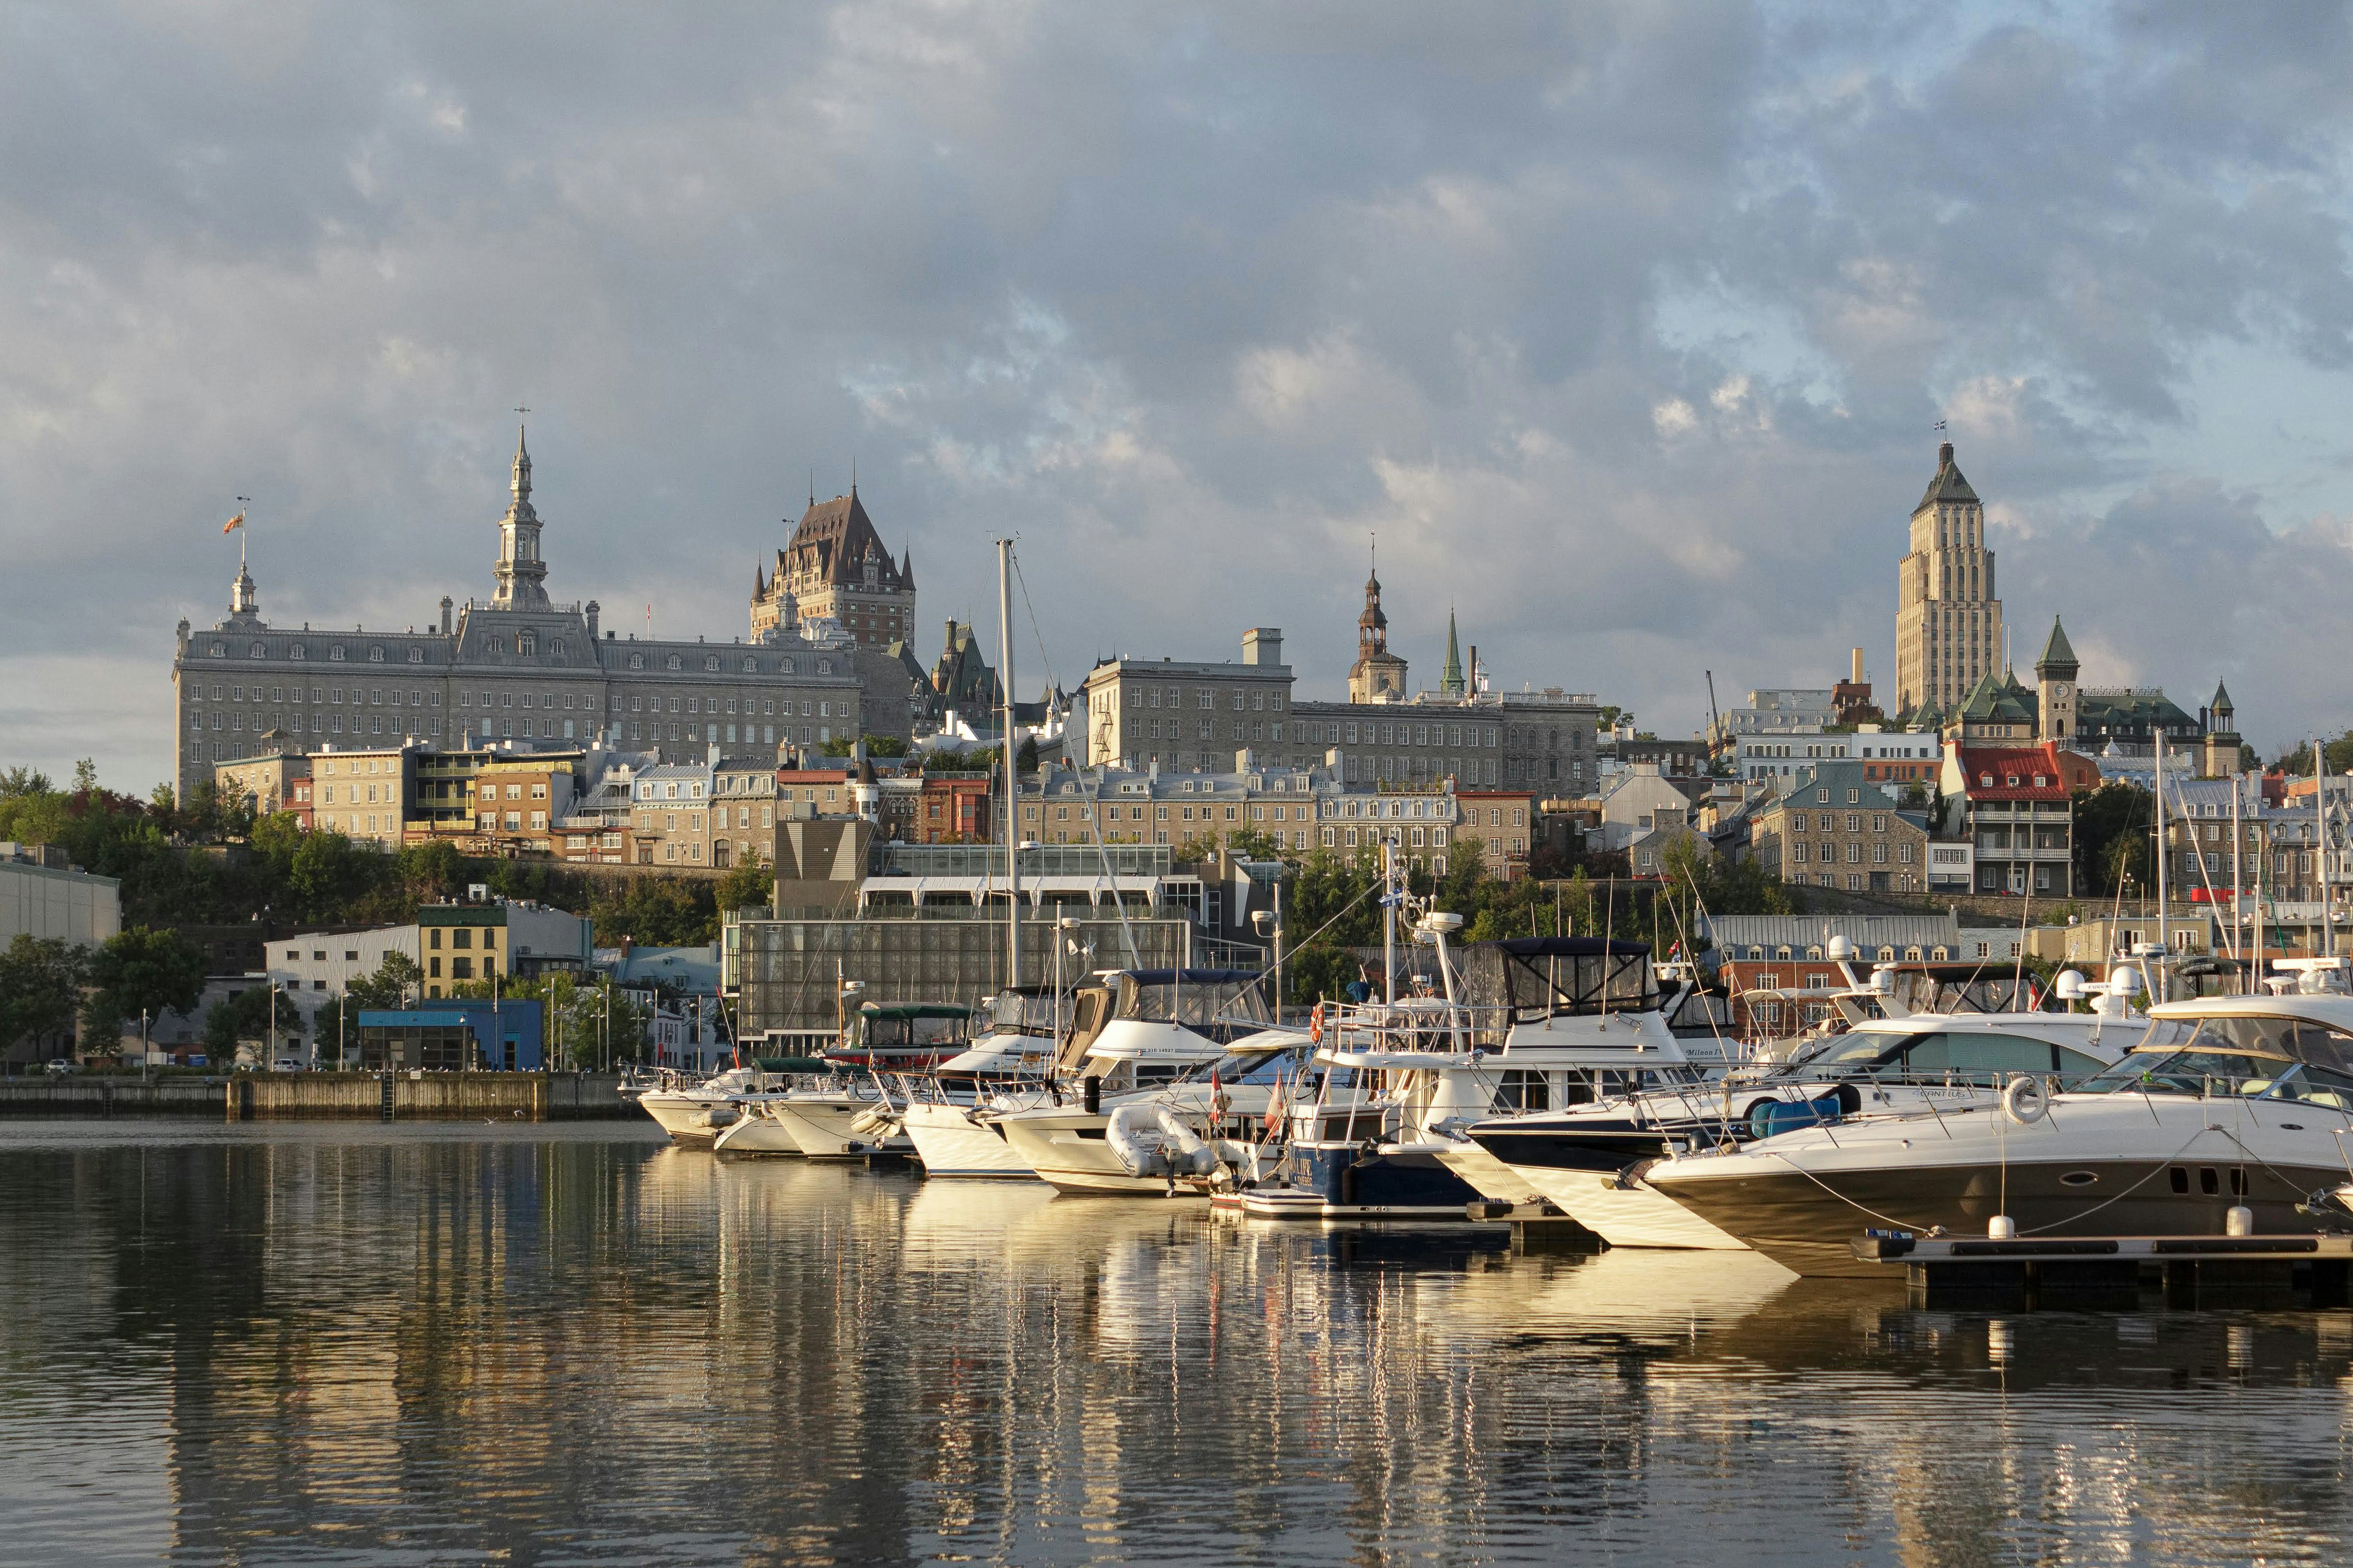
[1081,629,1295,772]
[173,429,904,804]
[1749,760,1932,894]
[1895,440,2004,720]
[751,486,914,649]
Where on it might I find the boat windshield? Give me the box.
[1177,1047,1291,1084]
[2081,1014,2353,1102]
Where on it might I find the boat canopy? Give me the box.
[1113,969,1273,1027]
[1474,937,1658,1021]
[2133,1009,2353,1070]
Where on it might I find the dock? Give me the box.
[1852,1232,2353,1310]
[0,1072,635,1121]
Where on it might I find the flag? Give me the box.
[222,512,246,533]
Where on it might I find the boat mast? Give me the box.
[2155,735,2167,1001]
[2319,735,2333,960]
[2231,766,2245,992]
[1382,839,1396,1004]
[998,538,1020,989]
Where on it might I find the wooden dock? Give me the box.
[0,1073,634,1122]
[1851,1232,2353,1310]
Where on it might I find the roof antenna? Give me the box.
[808,468,814,509]
[851,457,857,497]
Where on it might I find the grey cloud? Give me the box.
[3,1,2352,790]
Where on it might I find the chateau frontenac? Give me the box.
[172,429,912,801]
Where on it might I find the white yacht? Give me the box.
[1248,927,1724,1221]
[899,990,1066,1179]
[1470,977,2154,1250]
[638,1063,795,1142]
[993,968,1306,1196]
[1639,967,2350,1276]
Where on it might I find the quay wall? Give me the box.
[0,1073,634,1121]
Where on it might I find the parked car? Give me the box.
[43,1059,78,1077]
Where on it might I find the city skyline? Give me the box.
[8,6,2353,786]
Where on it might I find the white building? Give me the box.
[0,845,120,949]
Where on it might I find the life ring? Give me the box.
[1309,1003,1325,1044]
[2002,1074,2050,1125]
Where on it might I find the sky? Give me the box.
[6,0,2353,792]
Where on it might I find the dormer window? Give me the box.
[290,644,305,660]
[742,657,756,673]
[249,641,266,658]
[817,659,832,675]
[209,642,225,657]
[703,656,719,672]
[1980,773,1993,787]
[407,648,423,664]
[779,658,794,674]
[666,656,682,671]
[330,646,347,662]
[370,646,385,662]
[628,654,644,671]
[550,639,565,657]
[519,633,537,656]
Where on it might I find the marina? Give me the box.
[9,1119,2353,1565]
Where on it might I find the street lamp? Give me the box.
[1252,895,1285,1021]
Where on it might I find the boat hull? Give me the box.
[1251,1143,1484,1220]
[1646,1097,2353,1276]
[997,1113,1206,1197]
[1426,1138,1549,1204]
[711,1109,804,1155]
[639,1090,737,1143]
[1515,1163,1749,1250]
[769,1097,911,1159]
[902,1101,1038,1179]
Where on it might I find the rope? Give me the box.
[1751,1119,2228,1237]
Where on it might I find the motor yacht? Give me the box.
[1637,967,2352,1276]
[899,989,1067,1179]
[637,1062,798,1142]
[993,968,1307,1196]
[1247,926,1722,1221]
[1470,975,2156,1249]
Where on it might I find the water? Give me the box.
[2,1123,2351,1566]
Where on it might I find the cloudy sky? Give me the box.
[6,0,2353,789]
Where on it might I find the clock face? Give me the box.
[2055,684,2070,698]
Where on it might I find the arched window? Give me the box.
[330,646,347,662]
[249,641,266,657]
[628,654,644,671]
[290,644,305,661]
[666,656,682,671]
[817,659,832,675]
[549,639,565,656]
[209,642,225,657]
[703,655,719,672]
[518,633,537,656]
[407,648,423,664]
[486,637,504,656]
[779,658,794,674]
[370,646,385,662]
[741,657,756,674]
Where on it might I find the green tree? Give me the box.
[715,847,772,912]
[2072,783,2152,899]
[347,951,424,1010]
[0,935,87,1063]
[1016,735,1040,774]
[80,926,206,1044]
[203,983,305,1061]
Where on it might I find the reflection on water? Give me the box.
[2,1123,2351,1565]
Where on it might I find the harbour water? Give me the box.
[2,1123,2349,1565]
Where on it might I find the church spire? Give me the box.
[491,419,551,611]
[1441,608,1465,696]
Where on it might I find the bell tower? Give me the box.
[1347,558,1409,703]
[492,423,552,611]
[2034,615,2078,743]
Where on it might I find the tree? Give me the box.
[203,983,305,1061]
[1016,735,1040,774]
[2072,783,2152,899]
[0,935,87,1063]
[715,847,773,913]
[347,951,424,1010]
[80,927,206,1045]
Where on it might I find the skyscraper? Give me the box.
[1894,440,2003,719]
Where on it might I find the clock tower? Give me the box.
[2034,615,2079,743]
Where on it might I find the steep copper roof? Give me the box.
[777,489,909,592]
[1915,441,1980,510]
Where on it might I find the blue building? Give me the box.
[356,998,544,1071]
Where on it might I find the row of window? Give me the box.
[1791,812,1891,834]
[1791,842,1912,865]
[208,640,411,663]
[195,711,434,737]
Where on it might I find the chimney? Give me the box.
[1242,627,1283,667]
[586,600,600,640]
[440,597,453,635]
[1851,648,1864,685]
